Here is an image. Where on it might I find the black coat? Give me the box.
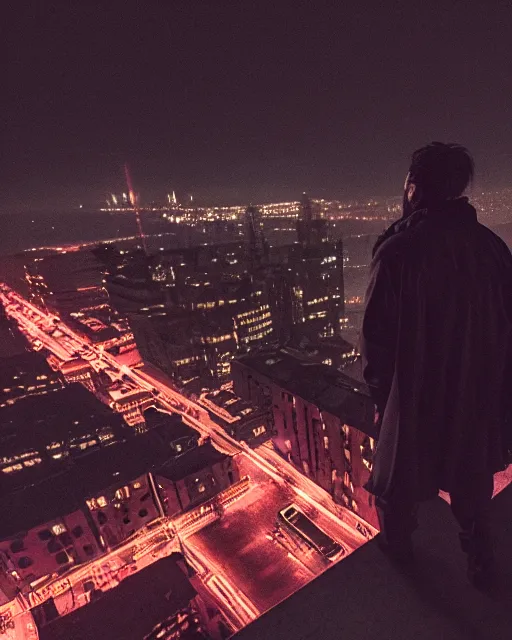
[361,198,512,501]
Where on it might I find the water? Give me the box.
[0,210,167,256]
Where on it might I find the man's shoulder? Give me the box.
[373,229,413,263]
[375,217,512,265]
[476,223,512,256]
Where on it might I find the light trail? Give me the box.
[1,283,374,541]
[0,282,375,628]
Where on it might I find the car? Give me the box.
[278,504,344,560]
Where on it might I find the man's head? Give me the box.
[403,142,475,217]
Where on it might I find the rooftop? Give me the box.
[37,553,196,640]
[236,347,375,436]
[0,409,199,538]
[0,383,128,463]
[157,439,228,482]
[235,483,512,640]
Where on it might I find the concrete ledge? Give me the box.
[235,484,512,640]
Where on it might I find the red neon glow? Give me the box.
[124,163,148,254]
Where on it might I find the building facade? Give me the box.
[232,348,378,528]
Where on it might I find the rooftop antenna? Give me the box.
[124,163,147,254]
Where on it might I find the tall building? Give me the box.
[103,244,274,390]
[296,192,329,247]
[232,348,378,528]
[268,239,345,343]
[25,251,110,319]
[244,204,267,267]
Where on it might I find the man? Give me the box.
[361,142,512,586]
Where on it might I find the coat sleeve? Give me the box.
[360,252,400,416]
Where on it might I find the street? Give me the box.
[0,282,375,632]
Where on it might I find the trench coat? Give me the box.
[361,198,512,501]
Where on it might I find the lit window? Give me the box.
[132,481,142,490]
[324,436,329,450]
[97,496,107,508]
[52,524,67,535]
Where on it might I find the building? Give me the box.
[0,304,65,409]
[24,249,135,354]
[267,238,345,343]
[0,394,238,591]
[157,440,240,517]
[244,205,267,267]
[25,250,110,320]
[35,553,227,640]
[232,348,378,528]
[104,244,274,390]
[200,386,270,446]
[0,383,130,484]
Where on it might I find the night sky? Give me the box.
[5,1,512,211]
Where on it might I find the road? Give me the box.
[0,282,376,630]
[189,456,314,614]
[0,283,376,541]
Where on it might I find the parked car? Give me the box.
[278,504,344,560]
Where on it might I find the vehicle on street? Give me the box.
[278,504,344,561]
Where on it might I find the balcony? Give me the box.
[234,481,512,640]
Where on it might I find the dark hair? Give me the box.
[408,142,474,201]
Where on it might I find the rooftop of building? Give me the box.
[0,416,198,538]
[235,347,375,436]
[143,406,199,443]
[0,349,63,395]
[235,483,512,640]
[0,383,128,460]
[37,553,197,640]
[0,311,32,358]
[157,439,228,482]
[204,388,263,420]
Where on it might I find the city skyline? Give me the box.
[5,3,512,212]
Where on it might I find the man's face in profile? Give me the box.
[402,172,415,218]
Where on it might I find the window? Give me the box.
[97,512,108,526]
[83,545,95,557]
[122,516,131,525]
[138,508,148,518]
[52,524,66,535]
[132,481,142,490]
[55,551,69,565]
[17,556,33,569]
[47,539,63,554]
[10,539,25,553]
[72,526,84,539]
[59,532,73,547]
[83,579,95,590]
[37,529,52,542]
[96,496,107,508]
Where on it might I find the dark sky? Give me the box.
[5,1,512,211]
